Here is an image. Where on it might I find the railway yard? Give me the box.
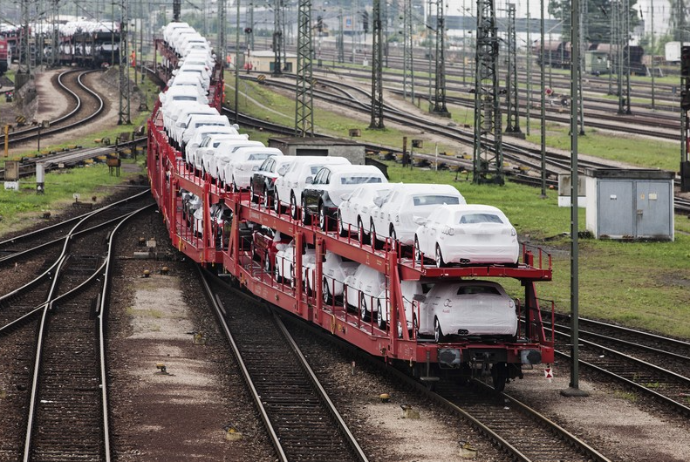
[1,22,690,462]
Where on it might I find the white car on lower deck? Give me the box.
[343,265,387,322]
[418,281,518,343]
[414,204,519,267]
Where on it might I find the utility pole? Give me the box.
[234,0,240,124]
[370,0,384,129]
[352,0,358,64]
[526,2,531,135]
[504,3,521,137]
[248,1,254,51]
[473,0,503,184]
[403,0,415,102]
[680,0,689,191]
[540,0,546,197]
[624,0,632,114]
[608,2,614,95]
[561,0,588,399]
[650,2,655,109]
[295,0,314,136]
[431,0,449,116]
[273,0,282,75]
[427,0,432,107]
[337,7,344,63]
[118,0,131,125]
[578,0,586,134]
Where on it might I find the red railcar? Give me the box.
[0,37,9,75]
[148,28,555,391]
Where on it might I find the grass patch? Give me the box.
[125,307,164,319]
[613,390,638,402]
[0,158,145,235]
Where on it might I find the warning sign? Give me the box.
[544,367,553,380]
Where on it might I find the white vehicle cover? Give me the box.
[223,147,283,190]
[184,126,240,164]
[192,134,250,170]
[203,140,265,179]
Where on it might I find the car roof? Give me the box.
[233,146,283,156]
[326,165,385,177]
[389,183,460,194]
[438,204,503,213]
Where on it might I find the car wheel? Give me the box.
[274,192,281,214]
[263,187,271,208]
[337,211,347,237]
[319,204,327,231]
[360,293,369,321]
[357,217,366,243]
[370,220,380,250]
[414,236,422,263]
[435,244,446,268]
[250,183,257,203]
[291,194,299,220]
[264,253,271,273]
[301,198,311,225]
[412,314,419,339]
[434,317,444,343]
[389,226,397,251]
[289,266,295,288]
[322,278,332,304]
[274,257,282,282]
[232,177,239,193]
[377,301,386,329]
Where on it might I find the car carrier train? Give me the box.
[147,22,556,391]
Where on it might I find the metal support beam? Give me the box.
[504,3,521,136]
[295,0,314,136]
[432,0,450,117]
[118,0,131,125]
[370,0,385,129]
[337,8,344,63]
[273,0,283,75]
[402,0,415,102]
[473,0,503,184]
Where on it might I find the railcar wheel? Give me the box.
[434,317,444,343]
[491,362,508,392]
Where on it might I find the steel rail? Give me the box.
[195,266,289,462]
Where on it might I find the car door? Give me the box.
[374,190,397,238]
[304,167,327,214]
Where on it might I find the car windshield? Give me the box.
[340,176,383,185]
[412,195,460,206]
[457,285,501,296]
[459,213,503,224]
[309,166,322,174]
[249,153,275,161]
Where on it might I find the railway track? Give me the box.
[199,269,368,462]
[552,316,690,416]
[0,192,154,460]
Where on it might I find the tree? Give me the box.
[548,0,640,43]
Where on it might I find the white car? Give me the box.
[418,281,518,343]
[337,183,394,239]
[315,252,359,304]
[414,204,519,267]
[370,183,466,248]
[223,147,283,192]
[184,125,240,166]
[343,265,387,322]
[174,63,210,90]
[274,241,316,287]
[301,165,388,231]
[163,22,191,44]
[162,102,215,137]
[273,156,351,219]
[159,86,207,111]
[204,140,265,180]
[376,280,425,333]
[180,52,215,70]
[250,156,298,207]
[177,114,233,148]
[167,74,206,97]
[192,133,250,171]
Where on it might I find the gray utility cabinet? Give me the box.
[585,169,675,240]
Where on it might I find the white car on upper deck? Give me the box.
[223,147,283,192]
[370,183,466,248]
[273,156,351,219]
[337,183,395,240]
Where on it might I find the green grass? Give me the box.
[0,158,145,235]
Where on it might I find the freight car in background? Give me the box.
[0,37,9,75]
[58,30,121,68]
[533,40,646,76]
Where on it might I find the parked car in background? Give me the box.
[223,147,283,192]
[337,183,395,239]
[273,156,351,218]
[343,265,387,321]
[250,156,297,207]
[418,281,518,343]
[370,183,466,248]
[301,165,387,231]
[414,204,519,267]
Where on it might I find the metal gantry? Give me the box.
[118,0,131,125]
[218,0,226,67]
[294,0,314,137]
[432,0,450,117]
[504,3,521,136]
[473,0,503,184]
[273,0,283,75]
[369,0,385,129]
[402,0,415,102]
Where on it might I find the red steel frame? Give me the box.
[147,60,555,371]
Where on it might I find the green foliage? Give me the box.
[548,0,640,42]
